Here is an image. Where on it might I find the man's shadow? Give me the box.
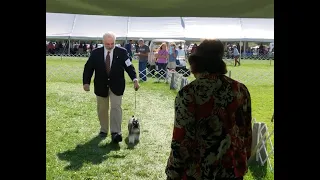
[57,136,123,171]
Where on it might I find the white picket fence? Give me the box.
[250,113,274,172]
[138,68,190,91]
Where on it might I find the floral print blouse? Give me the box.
[166,72,252,180]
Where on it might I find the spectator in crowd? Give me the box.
[155,42,169,79]
[78,43,84,54]
[191,43,197,54]
[148,48,158,76]
[48,42,55,54]
[233,45,240,66]
[177,45,185,57]
[90,42,94,52]
[125,40,133,61]
[57,42,63,54]
[166,39,252,180]
[167,43,178,71]
[83,43,87,54]
[135,42,139,53]
[135,38,150,82]
[259,43,264,55]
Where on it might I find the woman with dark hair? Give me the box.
[165,39,252,180]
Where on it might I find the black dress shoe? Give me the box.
[99,132,107,138]
[111,133,122,143]
[116,134,123,142]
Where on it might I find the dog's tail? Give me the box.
[132,115,135,118]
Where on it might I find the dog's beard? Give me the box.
[131,128,140,134]
[128,134,139,144]
[129,124,140,134]
[128,128,140,144]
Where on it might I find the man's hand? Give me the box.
[133,80,140,91]
[83,84,90,91]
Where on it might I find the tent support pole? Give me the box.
[239,40,242,64]
[68,38,71,54]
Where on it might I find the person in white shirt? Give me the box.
[233,45,240,66]
[177,46,186,59]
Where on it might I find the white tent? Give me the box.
[126,17,185,39]
[46,13,76,39]
[182,17,243,41]
[240,18,274,42]
[46,13,274,42]
[71,14,129,40]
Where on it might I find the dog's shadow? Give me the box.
[124,136,139,149]
[57,136,123,171]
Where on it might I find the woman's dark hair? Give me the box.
[188,39,227,74]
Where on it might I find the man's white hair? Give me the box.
[103,31,116,41]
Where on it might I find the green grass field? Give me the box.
[46,56,274,180]
[46,0,274,18]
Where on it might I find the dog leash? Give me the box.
[134,90,137,112]
[133,89,140,123]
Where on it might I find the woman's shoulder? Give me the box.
[224,76,250,93]
[179,81,196,95]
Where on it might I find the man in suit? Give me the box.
[83,32,140,143]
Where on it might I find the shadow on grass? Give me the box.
[124,136,139,149]
[57,136,123,171]
[248,158,268,179]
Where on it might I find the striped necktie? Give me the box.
[106,51,111,74]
